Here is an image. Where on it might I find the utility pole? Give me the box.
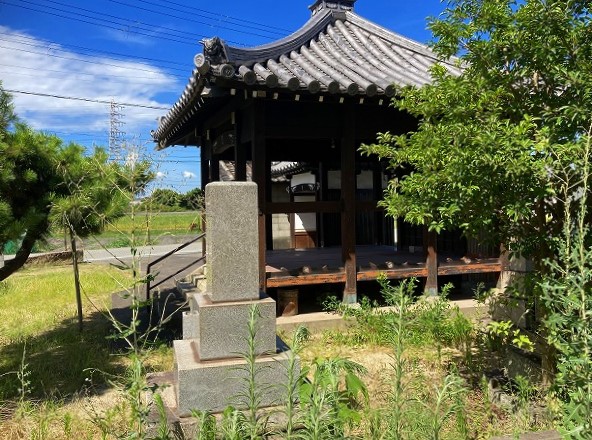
[109,99,126,161]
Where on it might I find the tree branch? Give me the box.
[0,215,49,282]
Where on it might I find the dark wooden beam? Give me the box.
[438,260,502,276]
[251,100,267,291]
[201,140,212,160]
[259,199,379,215]
[265,157,273,251]
[264,201,341,214]
[267,272,346,288]
[424,228,438,295]
[266,125,341,140]
[202,96,243,133]
[355,201,383,211]
[357,267,428,282]
[341,104,357,303]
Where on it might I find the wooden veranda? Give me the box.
[265,245,501,289]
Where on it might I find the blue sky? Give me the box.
[1,0,447,193]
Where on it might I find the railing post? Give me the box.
[144,233,206,301]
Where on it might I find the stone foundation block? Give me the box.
[182,293,276,360]
[173,339,298,416]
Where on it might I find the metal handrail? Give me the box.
[145,232,206,299]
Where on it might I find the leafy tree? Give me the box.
[0,85,154,283]
[0,80,15,134]
[148,188,181,208]
[363,0,592,266]
[362,0,592,386]
[0,82,17,265]
[180,187,203,210]
[50,147,130,331]
[540,132,592,436]
[0,121,66,281]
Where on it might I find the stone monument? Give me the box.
[172,181,298,415]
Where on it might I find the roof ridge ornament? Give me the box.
[200,37,229,64]
[309,0,356,16]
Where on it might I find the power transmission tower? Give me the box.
[109,99,126,161]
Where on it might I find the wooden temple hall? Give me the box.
[152,0,502,303]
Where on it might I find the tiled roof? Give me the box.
[153,2,460,148]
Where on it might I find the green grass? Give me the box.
[0,265,553,439]
[41,211,204,251]
[0,264,132,399]
[104,211,202,234]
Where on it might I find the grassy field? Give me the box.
[0,263,554,439]
[41,211,204,251]
[103,211,202,234]
[0,263,173,439]
[0,264,134,400]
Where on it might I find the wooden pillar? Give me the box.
[372,166,383,245]
[265,158,273,251]
[210,150,220,182]
[234,111,247,181]
[341,105,357,304]
[200,158,209,191]
[201,142,211,191]
[251,101,267,292]
[497,242,510,292]
[318,161,327,248]
[424,227,438,295]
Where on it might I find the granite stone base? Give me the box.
[182,293,277,360]
[173,339,298,416]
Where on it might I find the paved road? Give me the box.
[3,240,204,290]
[3,241,204,263]
[82,241,204,263]
[84,241,205,291]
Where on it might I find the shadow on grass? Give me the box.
[0,286,186,403]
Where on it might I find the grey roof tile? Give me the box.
[154,6,460,147]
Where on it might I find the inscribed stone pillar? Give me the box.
[171,181,298,415]
[205,182,260,302]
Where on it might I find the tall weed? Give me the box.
[540,130,592,437]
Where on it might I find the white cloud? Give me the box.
[182,171,196,179]
[0,26,179,140]
[155,171,166,179]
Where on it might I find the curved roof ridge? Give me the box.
[221,9,334,66]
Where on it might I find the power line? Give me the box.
[5,88,170,109]
[107,0,285,40]
[5,0,252,47]
[33,0,221,42]
[0,64,184,84]
[133,0,292,34]
[0,31,189,70]
[2,0,207,47]
[0,43,185,78]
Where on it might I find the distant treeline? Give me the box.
[139,188,203,212]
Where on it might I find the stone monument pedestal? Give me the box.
[173,338,295,415]
[167,182,298,415]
